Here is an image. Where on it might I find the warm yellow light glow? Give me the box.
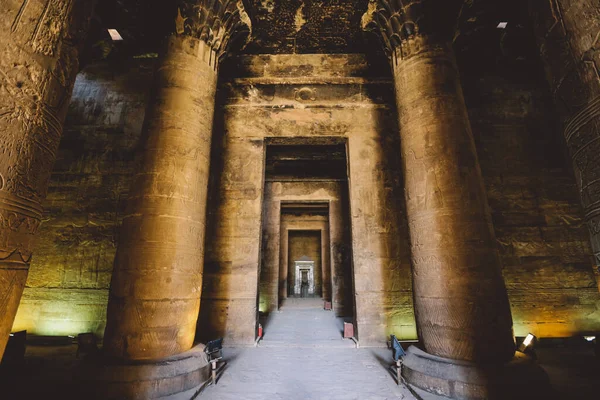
[522,333,535,348]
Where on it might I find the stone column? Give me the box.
[279,227,289,301]
[103,1,250,362]
[364,1,549,398]
[322,225,331,303]
[529,0,600,287]
[102,33,216,360]
[83,2,251,399]
[0,0,94,359]
[395,42,517,359]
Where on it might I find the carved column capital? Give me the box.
[174,0,251,68]
[362,0,463,63]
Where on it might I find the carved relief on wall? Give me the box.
[294,87,316,102]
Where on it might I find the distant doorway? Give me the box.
[294,260,314,297]
[287,231,322,299]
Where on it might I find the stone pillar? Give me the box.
[83,2,251,399]
[0,0,94,359]
[279,227,289,301]
[322,225,331,303]
[529,0,600,288]
[393,38,515,367]
[363,1,549,398]
[102,32,217,360]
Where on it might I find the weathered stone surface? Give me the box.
[11,61,153,338]
[529,0,600,276]
[176,0,251,69]
[80,343,211,400]
[198,132,265,345]
[102,36,218,361]
[243,0,369,54]
[391,41,514,363]
[101,0,251,363]
[0,0,95,358]
[197,53,412,346]
[362,0,464,61]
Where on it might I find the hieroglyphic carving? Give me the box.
[0,0,95,358]
[0,0,93,244]
[0,190,43,264]
[375,6,516,364]
[1,0,70,262]
[174,0,252,69]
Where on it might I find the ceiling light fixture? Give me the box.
[497,22,508,29]
[107,29,124,41]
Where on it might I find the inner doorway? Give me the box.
[287,232,322,299]
[294,260,315,297]
[257,140,355,345]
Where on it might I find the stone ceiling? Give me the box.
[83,0,538,70]
[244,0,369,54]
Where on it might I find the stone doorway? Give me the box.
[256,141,356,344]
[294,259,315,297]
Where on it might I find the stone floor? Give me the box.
[199,298,415,399]
[0,299,598,399]
[259,297,356,348]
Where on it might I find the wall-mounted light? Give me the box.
[107,29,124,41]
[497,22,508,29]
[584,336,596,342]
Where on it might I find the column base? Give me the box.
[78,344,211,400]
[401,346,550,400]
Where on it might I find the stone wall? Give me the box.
[528,0,600,290]
[197,54,414,346]
[11,61,153,337]
[461,29,600,337]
